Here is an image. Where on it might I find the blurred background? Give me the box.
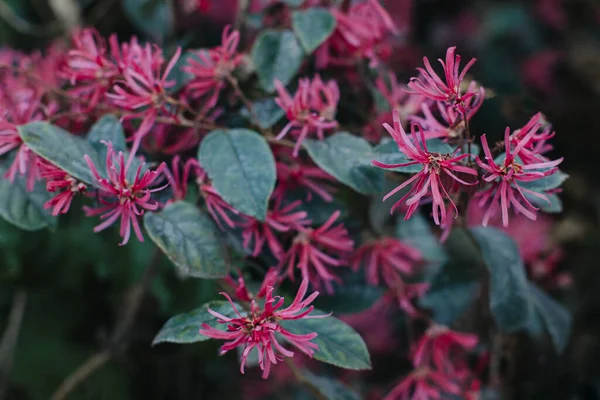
[1,0,600,399]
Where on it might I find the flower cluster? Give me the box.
[199,278,326,378]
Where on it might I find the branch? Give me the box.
[0,289,27,398]
[51,250,162,400]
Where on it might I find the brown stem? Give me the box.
[226,75,261,130]
[0,289,27,398]
[51,250,162,400]
[234,0,250,40]
[50,351,112,400]
[463,113,473,165]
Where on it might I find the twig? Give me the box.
[463,113,473,165]
[51,250,162,400]
[0,1,62,37]
[234,0,250,44]
[0,290,27,399]
[49,351,112,400]
[226,75,261,129]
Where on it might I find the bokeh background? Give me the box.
[1,0,600,399]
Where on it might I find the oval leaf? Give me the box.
[470,226,531,332]
[314,281,384,315]
[123,0,174,41]
[280,310,371,370]
[301,370,360,400]
[198,129,276,220]
[152,300,242,345]
[87,115,127,151]
[304,132,383,195]
[528,283,572,353]
[251,29,304,93]
[19,122,100,185]
[144,201,229,278]
[0,160,57,231]
[241,98,285,129]
[292,8,336,53]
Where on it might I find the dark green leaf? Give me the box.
[292,8,336,53]
[198,129,276,220]
[281,309,371,370]
[152,300,242,345]
[144,201,229,278]
[87,114,127,151]
[420,229,484,325]
[0,159,57,231]
[471,226,531,332]
[528,283,572,353]
[304,132,383,195]
[396,213,447,263]
[301,370,361,400]
[123,0,173,41]
[166,51,201,93]
[19,121,100,185]
[251,29,304,93]
[315,280,384,314]
[241,98,285,129]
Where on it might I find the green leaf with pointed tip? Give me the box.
[301,370,361,400]
[471,226,532,332]
[304,132,383,195]
[144,201,229,278]
[87,115,127,151]
[0,158,57,231]
[528,283,572,353]
[281,309,371,370]
[123,0,173,41]
[198,129,276,220]
[251,29,304,93]
[241,98,285,129]
[314,279,384,314]
[520,170,568,192]
[19,121,100,185]
[292,8,336,53]
[152,300,243,345]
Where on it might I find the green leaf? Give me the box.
[241,98,285,129]
[420,229,484,325]
[251,29,304,93]
[470,226,532,332]
[304,132,383,195]
[198,129,276,220]
[280,310,371,370]
[314,280,385,314]
[166,51,200,93]
[19,121,100,185]
[0,159,57,231]
[152,300,242,345]
[528,283,572,353]
[87,114,127,151]
[123,0,173,41]
[301,370,361,400]
[292,8,336,53]
[144,201,229,278]
[520,170,568,192]
[396,213,447,264]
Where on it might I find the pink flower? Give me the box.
[273,161,336,202]
[199,278,326,379]
[409,82,485,140]
[373,110,478,225]
[183,25,242,111]
[40,162,87,216]
[274,75,339,157]
[107,44,181,159]
[83,141,167,245]
[63,28,118,110]
[224,267,283,303]
[507,113,555,164]
[376,72,425,121]
[407,47,477,114]
[321,0,398,68]
[352,238,422,287]
[280,211,354,294]
[240,199,310,259]
[412,325,478,371]
[475,123,563,227]
[384,367,461,400]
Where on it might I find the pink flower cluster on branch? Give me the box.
[199,278,327,379]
